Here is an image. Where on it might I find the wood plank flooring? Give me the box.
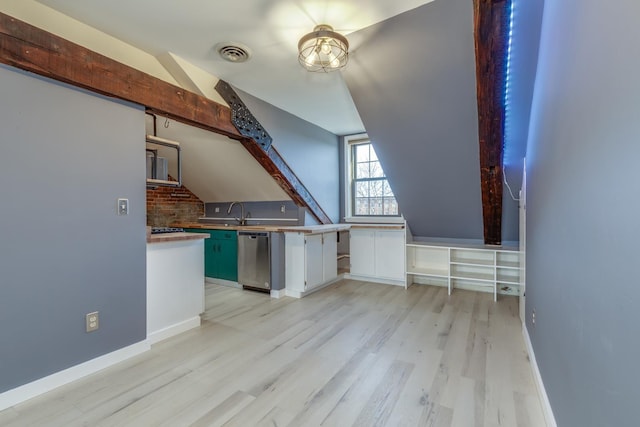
[0,280,546,426]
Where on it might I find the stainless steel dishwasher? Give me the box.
[237,231,270,292]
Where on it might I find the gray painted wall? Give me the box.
[204,200,304,225]
[235,88,340,223]
[0,66,147,393]
[525,1,640,425]
[343,0,483,240]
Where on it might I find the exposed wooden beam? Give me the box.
[0,12,331,224]
[473,0,510,245]
[0,13,239,139]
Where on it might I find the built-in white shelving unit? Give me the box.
[406,243,521,301]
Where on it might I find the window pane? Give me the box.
[355,181,369,198]
[355,197,369,215]
[354,144,370,162]
[383,197,398,215]
[383,181,394,197]
[370,197,383,215]
[369,145,378,161]
[370,161,384,178]
[370,180,383,197]
[356,162,370,179]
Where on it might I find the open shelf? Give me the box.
[408,266,449,278]
[406,242,521,301]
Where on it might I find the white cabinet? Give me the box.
[304,233,324,289]
[349,229,375,276]
[406,243,521,301]
[285,231,338,297]
[323,231,338,283]
[146,238,205,344]
[349,228,406,286]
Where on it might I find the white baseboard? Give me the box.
[270,289,287,298]
[147,316,201,345]
[344,273,406,287]
[522,323,557,427]
[0,340,150,412]
[285,277,341,299]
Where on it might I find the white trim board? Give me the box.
[523,323,557,427]
[147,316,201,345]
[0,341,150,411]
[285,277,341,299]
[344,273,406,287]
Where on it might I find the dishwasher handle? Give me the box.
[238,231,269,238]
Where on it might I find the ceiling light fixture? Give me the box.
[298,24,349,72]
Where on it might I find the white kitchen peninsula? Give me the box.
[283,224,349,298]
[146,232,207,344]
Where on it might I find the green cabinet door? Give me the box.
[204,236,218,278]
[210,230,238,282]
[184,229,238,281]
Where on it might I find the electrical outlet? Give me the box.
[532,309,536,326]
[215,207,220,213]
[280,205,286,213]
[86,311,99,332]
[117,198,129,215]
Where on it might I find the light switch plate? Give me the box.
[117,198,129,215]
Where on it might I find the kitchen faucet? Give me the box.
[227,201,248,226]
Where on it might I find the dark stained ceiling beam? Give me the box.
[0,12,331,224]
[473,0,510,245]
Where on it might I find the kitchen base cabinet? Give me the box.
[348,228,406,287]
[146,238,204,344]
[184,228,238,282]
[285,231,338,298]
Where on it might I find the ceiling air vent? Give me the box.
[217,43,251,63]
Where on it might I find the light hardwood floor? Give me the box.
[0,280,546,426]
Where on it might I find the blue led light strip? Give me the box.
[505,0,515,108]
[503,0,515,162]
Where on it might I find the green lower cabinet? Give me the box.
[184,228,238,281]
[203,237,217,278]
[210,230,238,281]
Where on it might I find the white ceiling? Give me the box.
[36,0,433,135]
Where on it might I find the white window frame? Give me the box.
[343,134,404,223]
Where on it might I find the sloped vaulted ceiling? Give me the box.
[343,0,485,240]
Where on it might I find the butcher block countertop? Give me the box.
[170,222,405,234]
[147,232,209,244]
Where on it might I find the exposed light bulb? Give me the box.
[320,39,332,55]
[328,53,340,68]
[305,50,318,66]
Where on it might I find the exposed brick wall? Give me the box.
[146,177,204,226]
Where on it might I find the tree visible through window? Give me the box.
[351,142,398,216]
